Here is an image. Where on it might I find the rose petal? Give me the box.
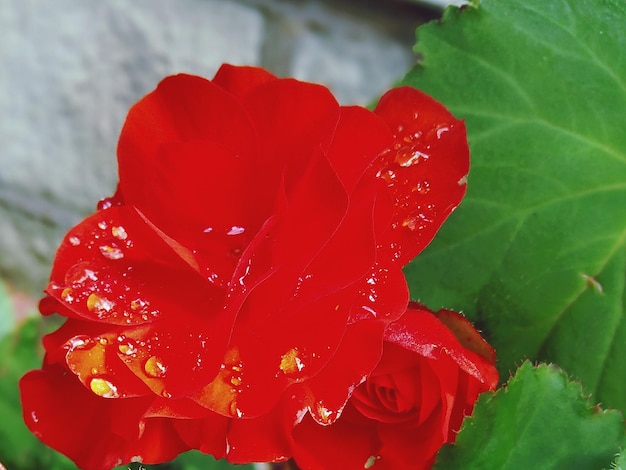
[20,366,187,470]
[241,78,340,218]
[373,86,470,265]
[118,74,259,238]
[212,63,277,99]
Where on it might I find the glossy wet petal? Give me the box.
[19,365,187,470]
[372,86,470,265]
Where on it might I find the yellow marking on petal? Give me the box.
[280,347,304,375]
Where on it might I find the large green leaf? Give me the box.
[402,0,626,412]
[433,362,624,469]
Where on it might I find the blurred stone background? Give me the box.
[0,0,454,311]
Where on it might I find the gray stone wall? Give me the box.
[0,0,443,296]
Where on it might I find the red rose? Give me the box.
[290,303,498,470]
[20,65,469,469]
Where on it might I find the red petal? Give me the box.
[326,106,393,193]
[212,64,277,99]
[296,319,386,426]
[172,415,230,459]
[121,140,257,260]
[20,366,188,470]
[118,74,259,237]
[384,304,499,389]
[292,408,380,470]
[435,308,497,365]
[240,78,340,218]
[226,392,302,464]
[372,86,470,265]
[43,206,236,398]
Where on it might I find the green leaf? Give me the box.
[434,362,625,469]
[0,280,15,338]
[402,0,626,412]
[0,318,76,469]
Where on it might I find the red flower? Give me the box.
[291,303,498,470]
[19,65,469,469]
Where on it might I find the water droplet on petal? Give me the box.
[68,236,81,246]
[364,455,381,469]
[436,126,450,139]
[203,227,213,233]
[97,197,119,211]
[117,337,137,356]
[97,221,108,230]
[87,293,115,314]
[316,402,334,424]
[130,298,147,311]
[65,264,98,286]
[376,168,396,184]
[402,207,435,232]
[61,287,74,302]
[99,244,124,260]
[227,226,245,236]
[394,147,429,168]
[162,390,172,398]
[89,377,119,398]
[65,335,93,351]
[144,356,167,378]
[111,226,128,240]
[414,180,430,195]
[229,401,243,418]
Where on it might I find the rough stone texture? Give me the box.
[0,0,436,295]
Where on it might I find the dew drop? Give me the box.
[162,390,172,398]
[130,298,147,311]
[68,236,81,246]
[97,197,117,211]
[65,264,98,286]
[86,293,115,313]
[436,126,450,139]
[89,377,119,398]
[30,411,39,423]
[99,244,124,260]
[203,227,213,233]
[111,226,128,240]
[394,147,429,168]
[229,401,243,418]
[61,287,74,303]
[401,209,434,232]
[230,375,243,387]
[414,180,430,195]
[316,403,333,424]
[117,337,137,356]
[376,168,396,184]
[144,356,167,378]
[65,335,92,351]
[227,226,245,236]
[364,455,381,469]
[97,221,108,230]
